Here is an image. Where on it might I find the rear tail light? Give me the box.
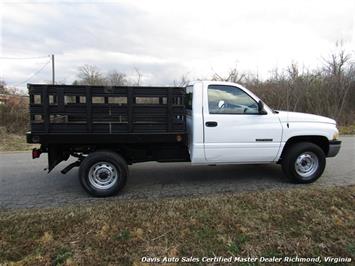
[176,134,183,142]
[32,148,42,159]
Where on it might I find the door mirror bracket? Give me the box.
[258,100,267,115]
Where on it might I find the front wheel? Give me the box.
[79,151,128,197]
[282,142,326,183]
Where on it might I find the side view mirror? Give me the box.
[218,100,225,109]
[258,100,267,114]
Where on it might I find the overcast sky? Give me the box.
[0,0,354,90]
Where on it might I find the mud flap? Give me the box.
[48,145,70,173]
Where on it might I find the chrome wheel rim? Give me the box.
[88,162,118,190]
[295,152,319,179]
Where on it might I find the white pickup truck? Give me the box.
[27,81,341,196]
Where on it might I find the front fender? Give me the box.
[281,122,338,142]
[275,122,339,161]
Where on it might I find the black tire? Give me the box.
[281,142,326,184]
[79,150,128,197]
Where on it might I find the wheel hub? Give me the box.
[88,162,119,190]
[295,152,319,179]
[98,171,109,180]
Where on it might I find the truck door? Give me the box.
[203,84,282,163]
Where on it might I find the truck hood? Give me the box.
[277,111,336,125]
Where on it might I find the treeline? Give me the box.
[0,49,354,134]
[72,65,139,86]
[0,82,29,134]
[212,50,355,125]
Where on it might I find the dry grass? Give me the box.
[339,124,355,135]
[0,186,354,265]
[0,128,37,152]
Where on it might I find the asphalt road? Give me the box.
[0,136,354,209]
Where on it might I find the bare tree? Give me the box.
[0,81,23,95]
[0,80,7,94]
[173,74,190,87]
[134,67,142,86]
[107,70,127,86]
[212,66,246,83]
[322,49,353,120]
[77,64,106,85]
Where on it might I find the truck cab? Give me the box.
[187,81,282,164]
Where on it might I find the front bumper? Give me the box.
[327,140,341,157]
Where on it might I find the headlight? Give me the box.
[333,131,339,140]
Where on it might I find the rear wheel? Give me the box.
[282,142,326,183]
[79,151,128,197]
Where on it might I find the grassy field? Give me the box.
[0,129,37,152]
[339,124,355,135]
[0,186,354,265]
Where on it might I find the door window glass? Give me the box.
[208,85,258,114]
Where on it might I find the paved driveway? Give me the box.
[0,136,354,209]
